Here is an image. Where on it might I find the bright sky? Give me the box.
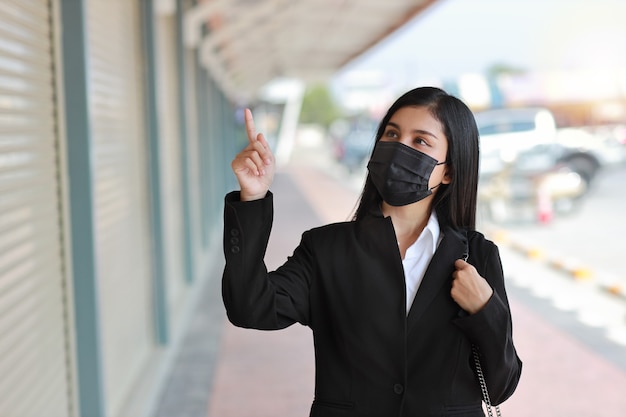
[334,0,626,86]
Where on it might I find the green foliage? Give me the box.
[299,84,342,128]
[486,63,527,77]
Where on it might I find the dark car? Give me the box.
[334,123,376,173]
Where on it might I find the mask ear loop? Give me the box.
[429,182,442,192]
[434,160,451,189]
[429,161,448,192]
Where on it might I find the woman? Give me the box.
[223,87,522,417]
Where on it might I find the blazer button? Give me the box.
[231,246,240,254]
[230,229,240,237]
[393,383,404,395]
[230,237,239,245]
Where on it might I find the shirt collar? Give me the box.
[403,211,441,260]
[426,210,441,253]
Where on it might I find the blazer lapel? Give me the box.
[355,212,410,317]
[407,226,467,326]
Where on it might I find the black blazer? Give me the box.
[222,191,522,417]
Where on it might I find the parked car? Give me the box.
[333,118,377,173]
[475,107,558,178]
[474,107,625,223]
[554,127,626,186]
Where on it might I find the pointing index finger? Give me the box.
[244,108,257,143]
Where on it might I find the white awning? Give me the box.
[183,0,438,101]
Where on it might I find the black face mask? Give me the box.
[367,141,446,206]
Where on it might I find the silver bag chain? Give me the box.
[472,345,502,417]
[465,241,503,417]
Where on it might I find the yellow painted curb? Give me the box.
[572,268,594,281]
[526,247,545,260]
[490,230,510,245]
[549,259,565,270]
[489,227,602,286]
[606,284,623,296]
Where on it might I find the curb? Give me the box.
[486,228,626,301]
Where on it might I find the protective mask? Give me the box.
[367,141,446,206]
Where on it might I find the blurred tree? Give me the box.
[486,63,527,76]
[299,84,342,129]
[485,63,528,108]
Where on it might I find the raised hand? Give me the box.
[450,259,493,314]
[231,108,275,201]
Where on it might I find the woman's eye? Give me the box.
[384,130,399,138]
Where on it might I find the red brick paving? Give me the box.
[207,325,314,417]
[503,298,626,416]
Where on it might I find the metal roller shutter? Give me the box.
[0,1,73,417]
[155,12,187,324]
[85,0,154,415]
[182,46,203,272]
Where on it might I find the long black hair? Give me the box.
[353,86,480,230]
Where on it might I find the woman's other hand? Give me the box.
[451,259,494,314]
[231,108,275,201]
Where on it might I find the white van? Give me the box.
[475,107,557,177]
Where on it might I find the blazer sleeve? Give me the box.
[452,240,522,405]
[222,191,313,330]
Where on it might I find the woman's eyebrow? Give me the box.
[386,121,439,140]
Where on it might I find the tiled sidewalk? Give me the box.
[206,171,322,417]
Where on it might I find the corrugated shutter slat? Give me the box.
[0,1,72,416]
[155,13,187,325]
[86,1,155,415]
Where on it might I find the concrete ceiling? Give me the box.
[184,0,438,102]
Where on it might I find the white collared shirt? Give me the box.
[402,211,441,315]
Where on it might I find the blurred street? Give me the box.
[492,164,626,294]
[198,142,626,417]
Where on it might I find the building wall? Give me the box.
[0,1,238,416]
